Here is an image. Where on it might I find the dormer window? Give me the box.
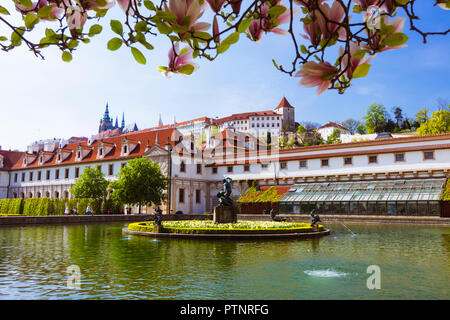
[77,151,81,159]
[23,157,27,166]
[98,146,104,158]
[57,154,61,162]
[39,155,44,164]
[123,144,128,155]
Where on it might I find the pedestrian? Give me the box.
[86,205,92,216]
[64,206,70,216]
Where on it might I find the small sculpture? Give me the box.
[270,208,286,222]
[153,207,163,226]
[217,177,233,206]
[310,209,321,227]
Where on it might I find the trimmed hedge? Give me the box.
[128,220,323,235]
[237,186,284,203]
[0,198,123,215]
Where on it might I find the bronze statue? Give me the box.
[153,207,163,226]
[310,209,321,227]
[217,177,233,206]
[270,208,286,222]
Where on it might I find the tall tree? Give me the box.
[417,106,450,135]
[362,103,388,133]
[109,158,168,214]
[341,119,360,134]
[70,166,109,200]
[393,107,404,128]
[326,129,342,144]
[415,108,430,124]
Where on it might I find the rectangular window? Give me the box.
[244,165,250,172]
[424,151,434,160]
[179,188,185,203]
[261,163,269,169]
[395,153,405,162]
[37,171,41,181]
[299,160,307,168]
[321,159,329,167]
[227,166,233,173]
[75,167,80,178]
[368,155,378,164]
[212,167,218,174]
[344,157,353,165]
[29,172,33,181]
[109,164,114,176]
[196,163,202,174]
[14,173,17,183]
[280,162,288,169]
[97,165,102,173]
[195,189,201,204]
[55,169,59,180]
[121,162,126,168]
[180,161,186,172]
[21,173,25,182]
[46,170,50,180]
[65,168,69,179]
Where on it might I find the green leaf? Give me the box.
[11,28,25,46]
[272,59,279,70]
[110,20,123,35]
[89,24,103,37]
[24,13,39,30]
[19,0,33,8]
[395,0,410,5]
[352,63,370,78]
[352,49,367,59]
[238,19,252,33]
[107,37,123,51]
[177,64,195,75]
[135,21,148,33]
[0,5,10,15]
[383,32,408,47]
[353,4,362,13]
[300,45,308,54]
[67,40,79,49]
[157,66,168,72]
[156,22,172,35]
[94,0,107,6]
[0,36,7,41]
[37,5,54,19]
[131,47,146,65]
[216,43,230,55]
[222,32,239,46]
[144,0,156,10]
[62,51,72,62]
[156,10,177,23]
[267,5,287,18]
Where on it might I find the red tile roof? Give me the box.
[213,111,278,125]
[11,128,176,170]
[0,150,24,171]
[318,121,348,131]
[275,97,294,109]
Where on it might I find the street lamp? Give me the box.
[165,137,173,215]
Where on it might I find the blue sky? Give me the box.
[0,1,449,151]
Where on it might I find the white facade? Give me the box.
[5,132,450,214]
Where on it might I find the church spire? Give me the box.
[158,114,163,127]
[121,112,125,129]
[103,102,111,121]
[115,116,118,129]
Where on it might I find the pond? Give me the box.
[0,222,448,299]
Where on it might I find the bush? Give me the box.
[128,220,323,234]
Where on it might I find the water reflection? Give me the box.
[0,223,448,299]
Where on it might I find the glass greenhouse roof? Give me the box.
[279,178,446,203]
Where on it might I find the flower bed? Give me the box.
[128,220,323,235]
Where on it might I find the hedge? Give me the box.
[237,186,284,203]
[128,220,323,235]
[0,198,123,215]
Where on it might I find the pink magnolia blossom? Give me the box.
[15,0,64,20]
[317,1,345,38]
[354,0,394,12]
[339,42,375,79]
[294,0,325,9]
[248,2,298,41]
[206,0,226,13]
[162,43,198,77]
[164,0,210,34]
[301,13,322,47]
[295,61,338,95]
[116,0,136,14]
[364,16,407,52]
[229,0,242,15]
[66,5,88,36]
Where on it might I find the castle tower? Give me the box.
[99,103,114,133]
[274,97,295,131]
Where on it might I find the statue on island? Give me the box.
[310,209,321,228]
[213,177,237,224]
[270,208,287,222]
[153,207,163,226]
[217,177,233,206]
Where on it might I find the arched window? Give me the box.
[36,192,41,198]
[54,191,59,199]
[180,161,186,173]
[64,191,69,199]
[45,191,50,198]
